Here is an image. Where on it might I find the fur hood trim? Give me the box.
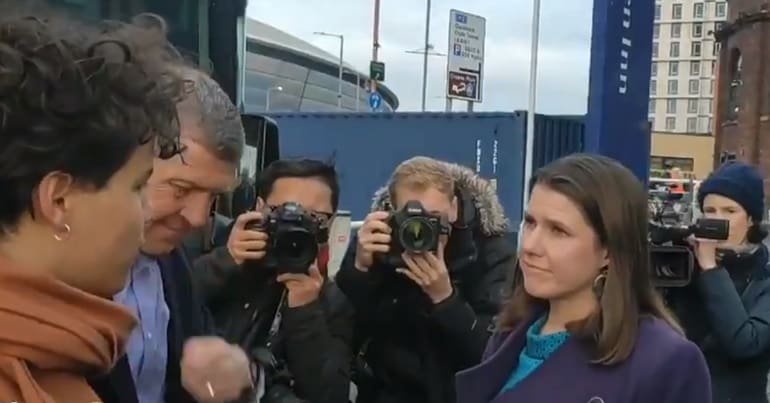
[370,161,509,235]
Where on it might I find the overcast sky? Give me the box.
[247,0,593,113]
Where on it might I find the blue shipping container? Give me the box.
[516,111,585,172]
[265,112,584,225]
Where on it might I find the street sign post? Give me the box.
[369,61,386,82]
[446,9,486,103]
[369,92,383,111]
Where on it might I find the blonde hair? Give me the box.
[388,156,455,204]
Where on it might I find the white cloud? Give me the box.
[248,0,593,113]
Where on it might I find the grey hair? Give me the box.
[178,67,244,164]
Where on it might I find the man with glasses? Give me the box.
[192,159,355,403]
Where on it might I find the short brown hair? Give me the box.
[498,154,681,365]
[388,156,455,205]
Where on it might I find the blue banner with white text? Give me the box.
[585,0,654,181]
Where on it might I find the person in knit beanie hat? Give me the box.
[683,160,770,403]
[697,160,766,247]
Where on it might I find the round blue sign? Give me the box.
[369,92,383,110]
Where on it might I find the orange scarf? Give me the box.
[0,265,136,402]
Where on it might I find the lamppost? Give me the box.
[314,31,344,110]
[266,86,283,112]
[421,0,431,112]
[522,0,542,216]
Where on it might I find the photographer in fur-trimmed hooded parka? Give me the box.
[337,156,515,403]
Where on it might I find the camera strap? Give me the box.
[239,286,287,353]
[267,288,287,344]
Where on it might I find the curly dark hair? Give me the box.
[0,8,187,234]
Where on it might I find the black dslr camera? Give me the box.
[649,217,729,287]
[245,202,324,274]
[380,200,450,267]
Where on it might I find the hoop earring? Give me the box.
[53,224,71,242]
[592,271,607,299]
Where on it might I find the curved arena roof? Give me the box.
[245,19,399,110]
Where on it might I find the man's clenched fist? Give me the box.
[180,336,253,402]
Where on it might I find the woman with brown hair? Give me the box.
[455,154,711,403]
[0,5,185,402]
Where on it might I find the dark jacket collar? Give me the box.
[722,243,770,281]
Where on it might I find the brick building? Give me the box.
[713,0,770,197]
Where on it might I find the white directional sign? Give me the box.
[446,9,486,102]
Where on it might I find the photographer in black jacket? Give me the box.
[191,159,354,403]
[674,161,770,403]
[337,156,514,403]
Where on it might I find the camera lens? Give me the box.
[399,217,436,252]
[273,229,318,271]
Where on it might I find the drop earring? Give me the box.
[592,270,608,299]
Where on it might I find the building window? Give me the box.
[692,22,703,38]
[670,42,680,58]
[665,117,677,130]
[649,99,656,114]
[710,60,717,76]
[651,79,658,95]
[715,2,726,18]
[652,62,658,77]
[704,99,713,114]
[649,117,656,131]
[672,3,683,19]
[693,3,704,18]
[653,24,660,39]
[655,4,662,20]
[668,79,678,94]
[691,42,702,57]
[690,61,701,76]
[689,79,700,95]
[687,99,698,114]
[715,22,724,33]
[726,48,742,121]
[713,41,721,56]
[669,61,679,76]
[666,99,677,114]
[653,42,659,58]
[671,23,682,38]
[687,117,697,132]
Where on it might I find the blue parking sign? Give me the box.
[456,13,467,23]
